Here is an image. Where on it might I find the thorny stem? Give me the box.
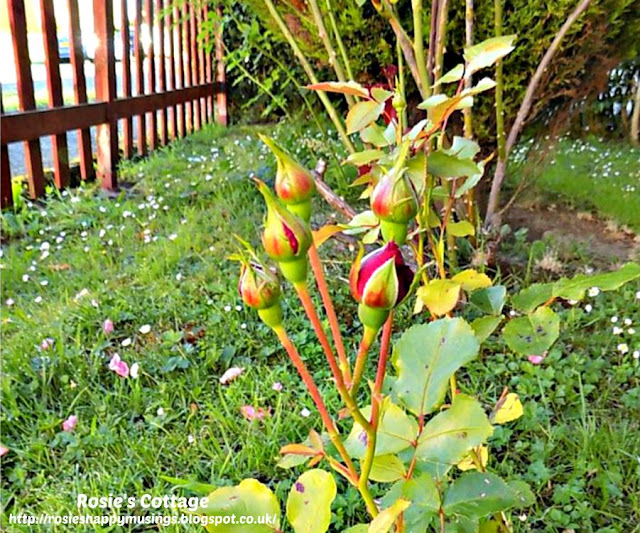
[273,326,358,484]
[294,282,372,433]
[308,245,352,385]
[359,314,393,517]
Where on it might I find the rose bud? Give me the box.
[349,240,414,331]
[239,261,283,328]
[259,134,315,222]
[256,179,312,284]
[370,167,418,244]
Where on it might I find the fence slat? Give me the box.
[189,3,200,131]
[197,6,206,126]
[67,0,94,180]
[203,3,213,122]
[182,2,193,134]
[120,0,133,159]
[8,0,45,198]
[165,0,177,140]
[215,4,227,126]
[93,0,118,190]
[154,0,167,145]
[145,0,157,149]
[40,0,70,189]
[134,0,146,154]
[173,1,185,137]
[1,87,12,209]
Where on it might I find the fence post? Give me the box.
[93,0,118,190]
[215,4,227,126]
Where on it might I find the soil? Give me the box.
[505,204,640,263]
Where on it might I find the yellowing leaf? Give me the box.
[457,445,489,471]
[452,269,492,291]
[287,469,336,533]
[491,393,523,424]
[305,81,369,98]
[369,499,411,533]
[346,100,385,134]
[313,225,343,248]
[417,280,461,316]
[447,220,475,237]
[464,35,517,75]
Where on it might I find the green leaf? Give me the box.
[369,454,406,483]
[464,35,517,75]
[392,319,479,416]
[447,221,476,237]
[445,515,479,533]
[451,270,492,291]
[346,100,385,134]
[511,283,553,313]
[443,137,480,160]
[552,262,640,300]
[415,395,493,477]
[435,64,464,86]
[286,469,336,533]
[345,149,386,167]
[382,475,440,530]
[200,479,280,532]
[371,87,394,103]
[343,210,379,234]
[470,316,503,344]
[417,280,461,317]
[345,401,417,459]
[369,499,411,533]
[443,472,533,519]
[428,151,481,179]
[360,123,392,147]
[469,286,506,315]
[305,81,369,98]
[343,526,368,533]
[503,306,560,355]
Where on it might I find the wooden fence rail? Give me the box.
[0,0,227,209]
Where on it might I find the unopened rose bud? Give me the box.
[370,167,418,244]
[259,135,315,222]
[238,260,283,328]
[256,179,312,284]
[349,241,413,330]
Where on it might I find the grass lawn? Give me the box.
[1,123,639,532]
[508,135,640,231]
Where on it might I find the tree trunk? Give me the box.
[631,80,640,145]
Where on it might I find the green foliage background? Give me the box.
[214,0,639,143]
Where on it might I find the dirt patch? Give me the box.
[505,205,640,263]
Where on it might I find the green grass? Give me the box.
[1,125,639,532]
[508,135,640,230]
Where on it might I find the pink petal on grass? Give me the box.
[272,382,283,391]
[108,354,130,378]
[527,354,544,365]
[0,445,8,457]
[103,319,115,335]
[40,338,55,350]
[62,415,78,432]
[241,405,270,421]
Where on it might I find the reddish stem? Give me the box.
[274,326,358,484]
[350,326,378,397]
[308,245,352,384]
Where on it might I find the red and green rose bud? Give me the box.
[238,261,283,328]
[370,167,418,244]
[257,179,312,284]
[259,134,316,222]
[349,241,413,332]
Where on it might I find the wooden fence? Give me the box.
[0,0,227,209]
